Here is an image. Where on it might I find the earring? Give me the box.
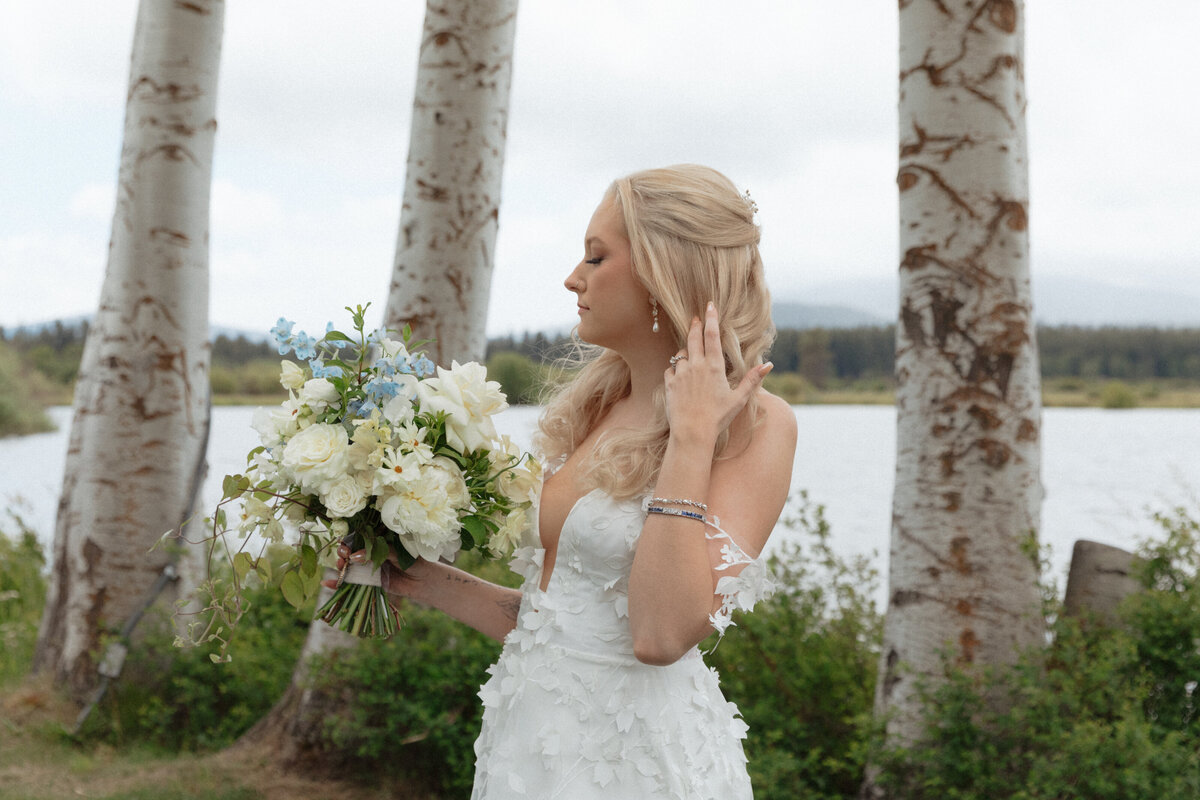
[650,298,660,333]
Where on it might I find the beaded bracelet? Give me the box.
[650,496,709,512]
[646,505,706,523]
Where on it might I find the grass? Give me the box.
[0,682,433,800]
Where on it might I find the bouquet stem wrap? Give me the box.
[317,560,399,638]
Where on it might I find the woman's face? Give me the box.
[564,197,652,350]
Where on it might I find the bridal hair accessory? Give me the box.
[646,505,706,523]
[668,354,688,367]
[650,297,660,333]
[651,496,708,512]
[742,189,758,217]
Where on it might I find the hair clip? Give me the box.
[742,189,758,217]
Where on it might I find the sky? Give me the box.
[1,1,1198,339]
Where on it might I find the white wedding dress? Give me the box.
[471,489,774,800]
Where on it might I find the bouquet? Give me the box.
[181,304,539,658]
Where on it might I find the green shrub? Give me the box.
[85,575,311,751]
[1100,380,1138,409]
[706,496,882,800]
[0,510,47,685]
[875,508,1200,799]
[0,342,54,437]
[485,352,545,405]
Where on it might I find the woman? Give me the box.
[340,164,796,798]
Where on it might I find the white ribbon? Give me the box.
[342,563,383,587]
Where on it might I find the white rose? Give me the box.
[380,375,420,424]
[279,360,306,391]
[251,398,302,448]
[376,456,469,562]
[416,361,507,454]
[490,438,541,505]
[321,473,369,518]
[299,378,341,411]
[280,423,350,494]
[379,337,411,361]
[488,507,530,556]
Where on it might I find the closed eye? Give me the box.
[585,257,602,265]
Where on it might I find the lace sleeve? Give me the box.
[704,515,777,638]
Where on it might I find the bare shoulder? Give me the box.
[707,389,797,555]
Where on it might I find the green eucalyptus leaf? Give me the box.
[280,571,305,609]
[300,544,319,578]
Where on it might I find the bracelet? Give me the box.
[647,505,706,523]
[650,496,709,512]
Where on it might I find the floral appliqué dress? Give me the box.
[471,489,775,799]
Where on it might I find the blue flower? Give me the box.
[271,317,296,355]
[373,358,397,377]
[309,359,343,379]
[413,355,436,377]
[292,331,318,361]
[364,376,400,402]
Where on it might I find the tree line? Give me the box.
[5,322,1198,396]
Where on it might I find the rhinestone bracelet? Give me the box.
[650,496,709,513]
[646,505,706,523]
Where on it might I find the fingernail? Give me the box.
[707,301,715,311]
[349,552,366,564]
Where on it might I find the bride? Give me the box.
[338,164,796,798]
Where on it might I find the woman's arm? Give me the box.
[326,553,523,643]
[628,304,797,665]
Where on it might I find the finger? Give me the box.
[703,301,722,362]
[735,362,772,402]
[687,314,704,359]
[348,549,368,564]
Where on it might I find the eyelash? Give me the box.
[585,257,602,265]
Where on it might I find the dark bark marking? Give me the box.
[1016,418,1038,442]
[896,165,977,218]
[987,0,1018,33]
[943,491,961,511]
[967,403,1002,430]
[958,627,980,663]
[949,536,971,575]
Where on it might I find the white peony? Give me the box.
[279,360,306,391]
[488,506,530,556]
[298,378,341,411]
[416,361,507,454]
[489,436,541,505]
[320,473,369,518]
[376,456,470,562]
[280,422,350,494]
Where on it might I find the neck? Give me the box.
[618,335,678,412]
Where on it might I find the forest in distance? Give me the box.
[3,317,1198,406]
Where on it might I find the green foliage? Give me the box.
[485,351,547,405]
[83,577,312,751]
[0,341,55,437]
[1100,380,1139,409]
[0,510,47,685]
[706,496,883,800]
[309,552,519,796]
[875,507,1200,799]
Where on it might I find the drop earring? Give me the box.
[650,298,660,333]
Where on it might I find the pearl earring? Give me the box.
[650,298,660,333]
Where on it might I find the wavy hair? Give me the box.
[536,164,775,498]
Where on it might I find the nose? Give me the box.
[564,264,584,294]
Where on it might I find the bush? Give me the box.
[84,574,312,751]
[706,496,882,800]
[485,352,546,405]
[1100,380,1138,409]
[875,508,1200,799]
[0,510,47,686]
[0,342,55,437]
[308,553,518,796]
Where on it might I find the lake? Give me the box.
[3,405,1198,605]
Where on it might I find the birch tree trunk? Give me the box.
[236,0,517,762]
[872,0,1042,759]
[385,0,518,364]
[32,0,223,701]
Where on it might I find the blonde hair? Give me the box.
[537,164,775,498]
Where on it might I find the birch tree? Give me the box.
[385,0,519,364]
[237,0,518,760]
[872,0,1042,755]
[32,0,224,700]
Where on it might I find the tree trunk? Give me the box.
[32,0,223,702]
[871,0,1042,764]
[385,0,519,365]
[237,0,517,762]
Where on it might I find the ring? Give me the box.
[669,354,688,366]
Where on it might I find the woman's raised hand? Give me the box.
[663,302,772,444]
[321,543,428,599]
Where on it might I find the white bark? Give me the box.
[240,0,517,758]
[385,0,518,363]
[33,0,223,700]
[875,0,1042,750]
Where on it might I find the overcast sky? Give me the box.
[2,1,1198,338]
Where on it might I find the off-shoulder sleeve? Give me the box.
[704,515,777,638]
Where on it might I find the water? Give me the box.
[3,405,1198,603]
